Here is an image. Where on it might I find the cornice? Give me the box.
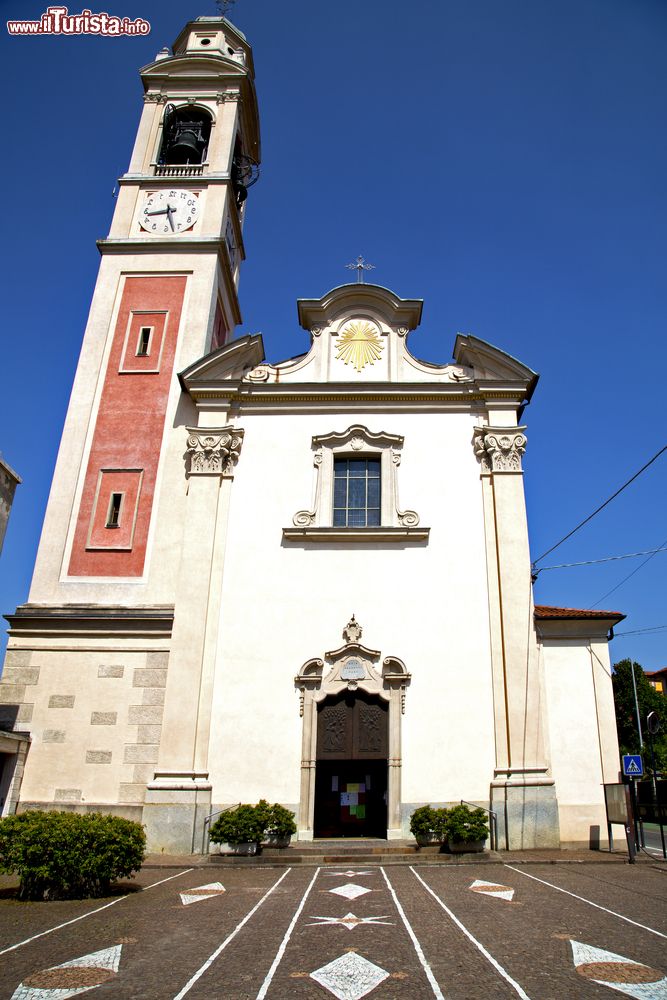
[283,526,430,543]
[5,605,174,639]
[184,380,527,412]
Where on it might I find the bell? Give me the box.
[167,127,204,164]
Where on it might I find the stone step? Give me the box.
[208,849,501,866]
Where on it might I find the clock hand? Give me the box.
[145,207,169,216]
[166,204,175,231]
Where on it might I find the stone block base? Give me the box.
[143,786,212,854]
[491,781,560,849]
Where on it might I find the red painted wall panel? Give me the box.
[68,275,186,577]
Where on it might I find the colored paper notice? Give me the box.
[340,792,351,806]
[356,805,366,819]
[348,783,359,793]
[358,783,366,793]
[348,792,359,806]
[349,805,357,816]
[332,776,338,792]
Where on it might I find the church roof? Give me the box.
[534,605,625,622]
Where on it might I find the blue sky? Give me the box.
[1,0,665,668]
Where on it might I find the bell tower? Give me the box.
[0,16,261,843]
[27,16,260,587]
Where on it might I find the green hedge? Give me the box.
[0,811,146,900]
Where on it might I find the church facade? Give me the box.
[0,17,623,853]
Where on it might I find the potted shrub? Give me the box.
[209,804,267,855]
[445,804,489,853]
[258,801,297,848]
[409,805,448,847]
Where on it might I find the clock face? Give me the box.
[139,189,199,234]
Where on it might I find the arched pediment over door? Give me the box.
[294,616,410,840]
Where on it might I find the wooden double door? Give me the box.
[314,691,388,838]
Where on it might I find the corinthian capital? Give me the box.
[186,426,244,478]
[473,425,527,473]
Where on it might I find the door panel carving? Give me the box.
[317,692,387,760]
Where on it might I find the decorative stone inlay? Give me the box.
[180,882,226,906]
[306,912,392,931]
[328,883,371,900]
[123,744,159,763]
[55,788,81,801]
[133,667,167,688]
[3,667,40,685]
[311,952,389,1000]
[570,940,667,996]
[142,688,165,706]
[0,703,33,725]
[128,705,163,725]
[469,879,514,901]
[49,695,75,709]
[473,425,527,473]
[119,783,146,804]
[86,750,112,764]
[335,320,384,372]
[324,871,372,878]
[98,665,124,678]
[11,944,122,1000]
[91,711,117,725]
[185,426,244,477]
[136,725,162,743]
[0,684,27,703]
[43,730,65,743]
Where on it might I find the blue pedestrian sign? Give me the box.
[622,754,643,777]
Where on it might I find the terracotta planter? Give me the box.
[447,838,485,854]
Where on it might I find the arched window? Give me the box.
[159,105,212,166]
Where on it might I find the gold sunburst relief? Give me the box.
[335,321,384,372]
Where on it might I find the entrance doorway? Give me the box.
[314,691,388,838]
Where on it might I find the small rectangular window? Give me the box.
[333,458,380,527]
[136,327,152,356]
[106,493,123,528]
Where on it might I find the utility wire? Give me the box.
[589,535,667,609]
[532,444,667,568]
[614,625,667,637]
[534,545,667,575]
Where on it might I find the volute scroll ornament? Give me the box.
[473,425,527,473]
[185,426,244,477]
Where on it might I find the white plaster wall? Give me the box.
[542,639,617,844]
[207,410,496,808]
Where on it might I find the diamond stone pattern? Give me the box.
[311,951,390,1000]
[329,883,371,900]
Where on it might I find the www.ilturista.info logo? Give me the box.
[7,6,150,36]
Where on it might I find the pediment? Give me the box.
[454,334,538,394]
[179,334,264,391]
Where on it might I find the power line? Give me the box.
[614,625,667,637]
[589,535,667,609]
[532,444,667,568]
[534,545,667,575]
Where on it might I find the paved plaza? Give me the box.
[1,855,666,999]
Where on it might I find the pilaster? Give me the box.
[144,425,243,853]
[474,425,559,849]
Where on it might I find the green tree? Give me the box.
[612,659,667,773]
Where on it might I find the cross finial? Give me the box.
[345,255,375,284]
